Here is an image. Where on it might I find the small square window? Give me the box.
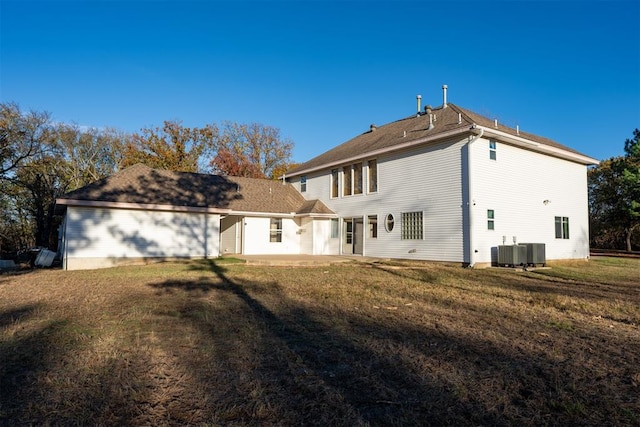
[270,218,282,242]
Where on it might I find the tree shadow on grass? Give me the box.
[147,260,532,426]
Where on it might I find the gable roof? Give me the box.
[287,103,597,176]
[56,164,334,217]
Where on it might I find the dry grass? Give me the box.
[0,257,638,426]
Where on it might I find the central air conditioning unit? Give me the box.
[522,243,546,266]
[497,245,527,267]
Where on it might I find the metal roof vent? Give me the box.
[416,95,422,116]
[442,84,448,108]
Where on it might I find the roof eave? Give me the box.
[288,126,473,177]
[476,126,599,165]
[55,198,233,214]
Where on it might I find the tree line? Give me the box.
[0,102,296,255]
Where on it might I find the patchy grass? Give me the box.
[1,257,639,426]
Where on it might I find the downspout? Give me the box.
[467,125,484,268]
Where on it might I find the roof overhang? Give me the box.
[472,125,599,166]
[55,198,232,215]
[287,126,473,177]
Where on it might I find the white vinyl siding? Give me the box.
[470,138,590,263]
[243,217,300,255]
[64,207,220,270]
[317,138,466,261]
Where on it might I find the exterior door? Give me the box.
[353,218,364,255]
[342,218,364,255]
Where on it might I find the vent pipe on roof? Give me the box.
[442,84,448,108]
[494,119,498,128]
[416,95,422,116]
[458,113,462,124]
[370,124,377,132]
[426,105,434,130]
[516,125,520,135]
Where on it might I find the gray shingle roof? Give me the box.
[287,103,593,175]
[57,164,334,216]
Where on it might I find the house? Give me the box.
[55,164,335,270]
[284,86,598,267]
[56,86,598,270]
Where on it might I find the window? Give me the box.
[345,220,353,244]
[487,209,495,230]
[368,215,377,238]
[270,218,282,242]
[331,169,339,198]
[330,218,339,238]
[402,211,423,240]
[353,162,363,194]
[385,214,395,232]
[343,165,352,196]
[555,216,569,239]
[489,140,497,160]
[300,175,307,192]
[368,159,378,193]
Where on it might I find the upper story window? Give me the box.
[331,169,339,198]
[342,163,363,196]
[343,165,352,196]
[555,216,569,239]
[401,211,423,240]
[489,140,497,160]
[353,162,363,194]
[270,218,282,242]
[300,175,307,192]
[368,159,378,193]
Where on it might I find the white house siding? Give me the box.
[469,138,590,265]
[303,138,467,262]
[64,206,220,270]
[242,217,300,255]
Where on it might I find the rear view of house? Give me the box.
[56,86,598,270]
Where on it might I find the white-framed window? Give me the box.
[300,175,307,192]
[353,162,363,195]
[343,165,352,196]
[489,140,497,160]
[330,218,339,238]
[368,215,377,238]
[555,216,569,239]
[401,211,423,240]
[385,213,395,232]
[331,169,339,198]
[270,218,282,242]
[368,159,378,193]
[487,209,495,230]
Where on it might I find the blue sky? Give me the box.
[1,0,639,163]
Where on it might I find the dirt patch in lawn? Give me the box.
[1,258,639,426]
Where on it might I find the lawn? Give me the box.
[1,257,638,426]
